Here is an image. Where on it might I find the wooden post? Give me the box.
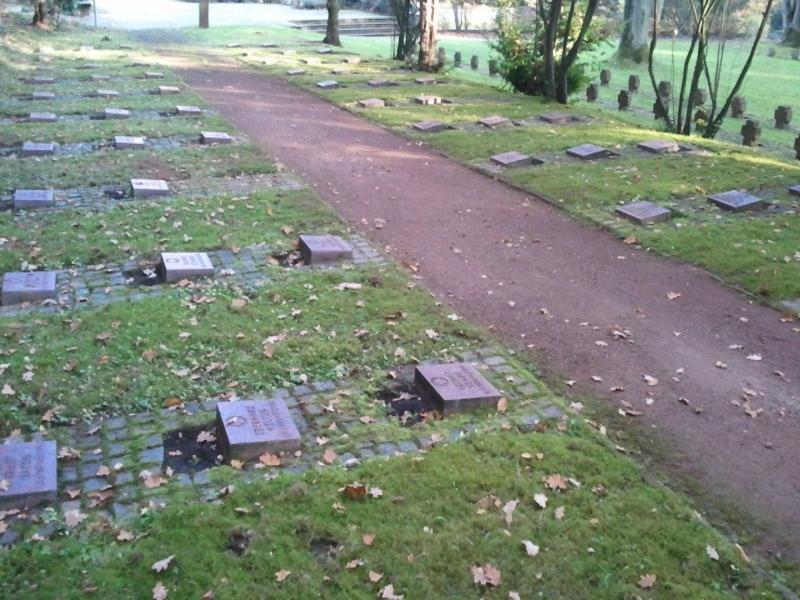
[199,0,209,29]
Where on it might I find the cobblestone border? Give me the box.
[0,348,562,546]
[0,235,385,317]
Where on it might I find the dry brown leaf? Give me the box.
[471,564,502,587]
[259,453,281,467]
[152,582,168,600]
[323,447,337,465]
[496,397,508,413]
[502,499,519,526]
[638,573,657,589]
[362,532,375,546]
[342,483,367,500]
[544,473,568,491]
[522,540,540,557]
[64,509,87,528]
[117,529,134,542]
[96,465,111,477]
[152,555,174,573]
[378,584,404,600]
[368,571,383,583]
[275,570,291,583]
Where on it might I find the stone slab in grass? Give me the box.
[490,151,537,168]
[358,98,385,109]
[637,140,680,154]
[216,399,302,462]
[144,71,164,79]
[789,184,800,197]
[90,74,110,81]
[21,142,56,156]
[707,190,765,212]
[104,108,131,119]
[478,115,511,129]
[367,79,395,87]
[2,271,57,305]
[30,91,55,100]
[412,120,446,133]
[130,178,169,199]
[0,440,57,509]
[175,105,202,116]
[415,76,437,85]
[415,95,441,105]
[330,68,348,75]
[298,234,354,265]
[200,131,233,145]
[616,200,672,225]
[415,362,502,415]
[301,57,321,65]
[344,56,361,65]
[157,85,181,95]
[13,189,55,209]
[114,135,147,150]
[539,112,578,125]
[159,252,214,283]
[25,76,55,84]
[316,80,339,89]
[28,112,57,123]
[287,69,306,76]
[94,89,119,98]
[317,47,334,54]
[566,144,616,160]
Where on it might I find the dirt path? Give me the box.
[178,60,800,559]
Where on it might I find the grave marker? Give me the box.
[412,120,446,133]
[114,135,147,150]
[437,48,446,65]
[789,184,800,196]
[13,189,55,209]
[478,115,511,129]
[286,69,306,76]
[658,81,672,99]
[28,112,57,123]
[795,135,800,160]
[653,98,669,120]
[708,190,765,212]
[344,56,361,65]
[358,98,386,109]
[31,91,55,100]
[636,139,680,154]
[2,271,57,305]
[157,85,181,95]
[586,83,598,102]
[26,76,54,85]
[216,399,302,461]
[566,144,615,160]
[95,89,119,98]
[692,88,707,105]
[616,201,671,225]
[175,105,202,116]
[415,363,501,415]
[470,55,479,70]
[774,105,792,129]
[317,47,334,54]
[490,151,537,168]
[144,71,165,79]
[104,108,131,119]
[316,80,339,89]
[21,142,56,156]
[130,178,170,198]
[731,96,747,118]
[415,95,441,105]
[90,74,110,81]
[741,119,761,147]
[489,59,499,76]
[301,57,321,65]
[298,235,353,265]
[540,112,576,125]
[199,131,233,145]
[600,69,611,85]
[367,79,394,87]
[0,440,57,509]
[415,76,437,85]
[454,51,462,65]
[159,252,214,283]
[628,74,640,92]
[617,90,631,110]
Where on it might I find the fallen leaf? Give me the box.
[533,493,548,509]
[275,570,291,583]
[152,582,168,600]
[471,563,502,587]
[544,473,568,491]
[706,545,719,561]
[342,483,367,500]
[638,573,656,589]
[522,540,540,557]
[502,499,519,526]
[368,571,383,583]
[496,397,508,413]
[259,453,281,467]
[152,555,175,573]
[323,447,337,465]
[362,532,375,546]
[64,509,87,528]
[117,529,134,542]
[378,584,404,600]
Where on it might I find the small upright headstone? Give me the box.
[693,88,707,106]
[437,47,446,65]
[159,252,214,283]
[774,105,792,129]
[478,115,511,129]
[157,85,181,95]
[412,120,446,133]
[29,112,57,123]
[490,151,535,168]
[470,55,479,70]
[617,90,631,111]
[131,178,170,198]
[657,81,671,100]
[731,96,747,118]
[616,201,671,225]
[637,139,680,154]
[415,95,441,106]
[357,98,385,109]
[114,135,147,150]
[653,98,669,120]
[586,83,598,102]
[175,105,202,116]
[104,108,131,119]
[216,399,302,461]
[199,131,233,145]
[566,144,614,160]
[628,74,640,92]
[415,363,501,415]
[298,235,353,265]
[454,51,462,65]
[767,47,776,57]
[0,440,57,509]
[488,59,499,76]
[2,271,57,305]
[741,119,761,147]
[21,142,56,156]
[600,69,611,85]
[13,189,55,210]
[708,190,764,212]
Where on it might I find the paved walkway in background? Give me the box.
[178,58,800,559]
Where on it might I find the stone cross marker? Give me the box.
[13,189,55,209]
[741,119,761,147]
[708,190,764,212]
[774,105,792,129]
[199,131,233,145]
[616,201,671,225]
[415,363,502,415]
[617,90,631,111]
[412,120,446,133]
[130,178,170,198]
[2,271,57,305]
[600,69,611,85]
[586,83,598,102]
[731,96,747,118]
[216,399,302,461]
[298,235,354,265]
[159,252,214,283]
[628,74,640,92]
[0,440,57,509]
[104,108,131,119]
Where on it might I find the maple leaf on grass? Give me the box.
[471,564,502,587]
[638,573,657,589]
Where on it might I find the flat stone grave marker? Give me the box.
[478,115,511,129]
[344,56,361,64]
[637,139,680,154]
[175,105,202,116]
[566,144,615,160]
[114,135,147,150]
[358,98,385,109]
[13,189,55,209]
[157,86,181,95]
[317,47,334,54]
[367,79,394,87]
[28,112,57,123]
[226,43,243,48]
[159,252,214,283]
[628,74,640,92]
[415,95,441,105]
[298,234,354,265]
[26,76,55,84]
[316,80,339,89]
[21,142,56,156]
[415,362,502,415]
[540,112,576,125]
[130,178,169,199]
[261,43,279,48]
[104,108,131,119]
[490,151,537,168]
[90,74,110,81]
[789,184,800,196]
[144,71,164,79]
[616,200,671,225]
[199,131,233,145]
[412,120,446,133]
[0,440,57,509]
[216,399,302,461]
[31,91,55,100]
[95,89,119,98]
[132,62,152,67]
[330,68,347,75]
[2,271,57,305]
[415,76,437,85]
[301,57,321,65]
[287,69,306,76]
[707,190,765,212]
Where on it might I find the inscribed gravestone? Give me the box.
[600,69,611,85]
[708,190,764,212]
[13,189,55,209]
[358,98,385,109]
[2,271,57,305]
[637,139,680,154]
[29,112,57,123]
[490,151,537,168]
[114,135,146,150]
[566,144,614,160]
[286,69,306,76]
[618,90,630,111]
[95,89,119,98]
[540,112,575,125]
[130,179,169,199]
[0,440,57,509]
[478,115,511,129]
[175,105,202,116]
[104,108,131,119]
[216,399,302,461]
[616,201,671,225]
[298,235,353,265]
[731,96,746,118]
[21,142,55,156]
[415,363,502,415]
[628,74,640,92]
[31,91,55,100]
[144,72,164,79]
[316,80,339,89]
[693,88,707,105]
[470,55,479,70]
[199,131,233,145]
[157,86,181,95]
[159,252,214,283]
[586,83,598,102]
[412,120,446,133]
[658,81,672,99]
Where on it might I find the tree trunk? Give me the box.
[323,0,341,46]
[793,0,800,29]
[782,0,791,30]
[418,0,438,69]
[619,0,652,62]
[32,0,47,26]
[452,2,462,31]
[542,0,562,99]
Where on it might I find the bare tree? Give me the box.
[323,0,342,46]
[619,0,653,62]
[391,0,420,60]
[418,0,439,69]
[32,0,48,26]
